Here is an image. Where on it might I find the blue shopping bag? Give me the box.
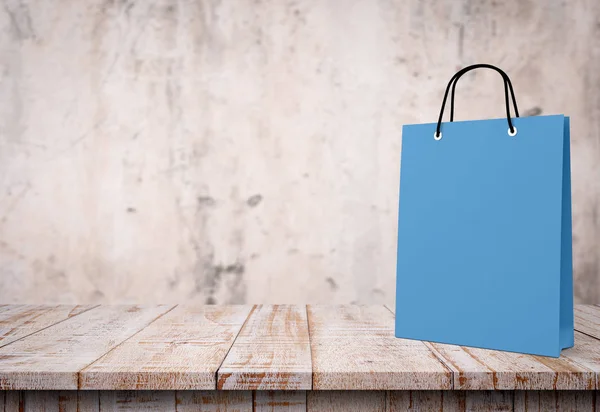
[395,64,573,357]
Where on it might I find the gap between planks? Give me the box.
[214,305,257,389]
[217,305,313,390]
[0,305,176,390]
[308,305,453,390]
[77,304,179,389]
[386,304,600,390]
[2,305,600,392]
[0,305,99,349]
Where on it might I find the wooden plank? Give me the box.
[78,391,101,412]
[254,391,306,412]
[548,331,600,390]
[176,391,252,412]
[217,305,312,390]
[307,391,385,412]
[514,391,595,411]
[80,305,252,390]
[388,303,600,390]
[308,305,452,390]
[0,305,174,390]
[4,391,253,412]
[99,391,175,411]
[0,305,97,348]
[22,391,79,412]
[427,332,598,390]
[575,304,600,339]
[465,391,513,411]
[387,391,465,411]
[3,390,23,411]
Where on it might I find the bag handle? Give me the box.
[435,64,520,139]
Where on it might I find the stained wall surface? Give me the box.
[1,0,599,304]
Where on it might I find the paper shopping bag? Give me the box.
[395,64,573,357]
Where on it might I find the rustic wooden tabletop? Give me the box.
[0,304,599,411]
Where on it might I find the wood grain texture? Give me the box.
[575,304,600,339]
[78,391,101,412]
[513,391,596,412]
[384,304,600,390]
[99,391,175,411]
[254,391,306,412]
[387,391,465,411]
[80,305,252,390]
[2,391,600,411]
[176,391,252,412]
[465,391,513,411]
[308,305,451,390]
[1,304,600,394]
[307,391,386,412]
[427,334,597,390]
[3,391,23,411]
[22,391,79,412]
[0,305,174,390]
[0,305,96,348]
[218,305,312,390]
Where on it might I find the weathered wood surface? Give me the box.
[176,391,253,412]
[308,305,452,390]
[99,391,176,411]
[255,391,306,412]
[6,391,598,411]
[218,305,312,390]
[80,305,252,390]
[0,304,96,347]
[307,391,386,412]
[513,391,596,412]
[0,305,173,389]
[387,391,466,411]
[575,304,600,339]
[1,304,600,393]
[387,304,600,391]
[425,333,599,390]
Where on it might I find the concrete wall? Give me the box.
[1,0,599,305]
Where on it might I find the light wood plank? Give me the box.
[308,305,452,390]
[388,299,600,391]
[217,305,312,390]
[575,304,600,339]
[0,305,174,390]
[546,331,600,390]
[99,391,175,411]
[428,332,597,390]
[307,391,385,412]
[514,391,596,411]
[0,305,97,348]
[176,391,252,412]
[254,391,306,412]
[80,306,252,390]
[387,391,465,411]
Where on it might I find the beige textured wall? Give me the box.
[0,0,599,305]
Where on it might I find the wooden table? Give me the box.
[0,305,599,411]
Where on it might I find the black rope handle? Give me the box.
[435,64,520,138]
[450,68,520,123]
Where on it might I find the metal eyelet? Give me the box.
[434,131,442,141]
[508,126,517,136]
